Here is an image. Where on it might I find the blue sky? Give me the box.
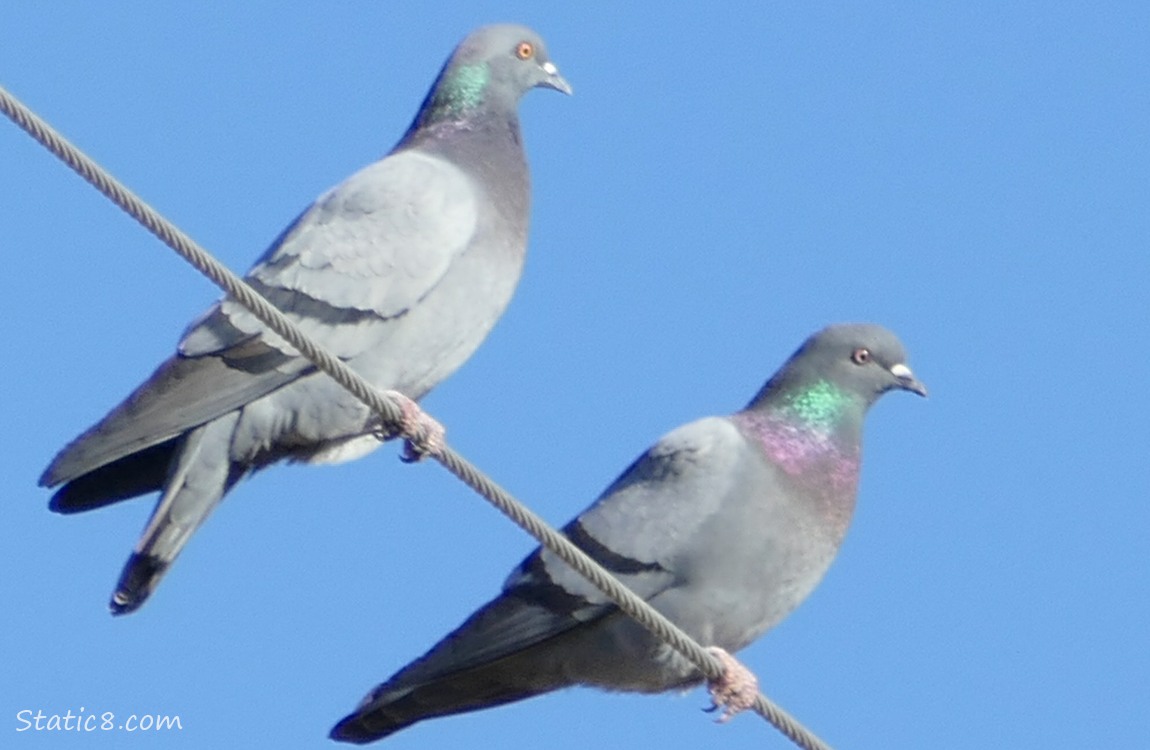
[2,2,1147,748]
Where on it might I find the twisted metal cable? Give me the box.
[2,82,831,750]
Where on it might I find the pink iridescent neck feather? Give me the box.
[734,378,864,500]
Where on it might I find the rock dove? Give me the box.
[330,323,926,743]
[39,24,572,615]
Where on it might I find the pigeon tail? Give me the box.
[330,667,548,744]
[110,553,169,615]
[104,418,236,616]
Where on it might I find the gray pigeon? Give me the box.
[39,24,571,615]
[330,323,926,743]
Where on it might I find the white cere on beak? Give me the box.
[541,61,558,75]
[890,363,915,380]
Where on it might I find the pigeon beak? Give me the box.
[539,61,573,95]
[890,363,928,397]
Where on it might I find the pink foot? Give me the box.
[380,390,446,462]
[704,647,759,723]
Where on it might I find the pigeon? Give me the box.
[331,323,926,743]
[39,24,572,615]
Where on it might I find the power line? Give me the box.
[1,82,832,750]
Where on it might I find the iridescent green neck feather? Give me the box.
[776,379,855,431]
[426,63,490,122]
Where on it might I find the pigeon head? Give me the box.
[414,25,571,129]
[792,323,926,401]
[748,323,927,427]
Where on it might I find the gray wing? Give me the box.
[40,350,301,487]
[333,418,753,742]
[385,416,751,687]
[43,150,479,486]
[180,149,478,359]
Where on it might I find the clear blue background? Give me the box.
[2,2,1146,748]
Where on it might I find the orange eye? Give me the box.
[851,348,871,365]
[515,41,534,60]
